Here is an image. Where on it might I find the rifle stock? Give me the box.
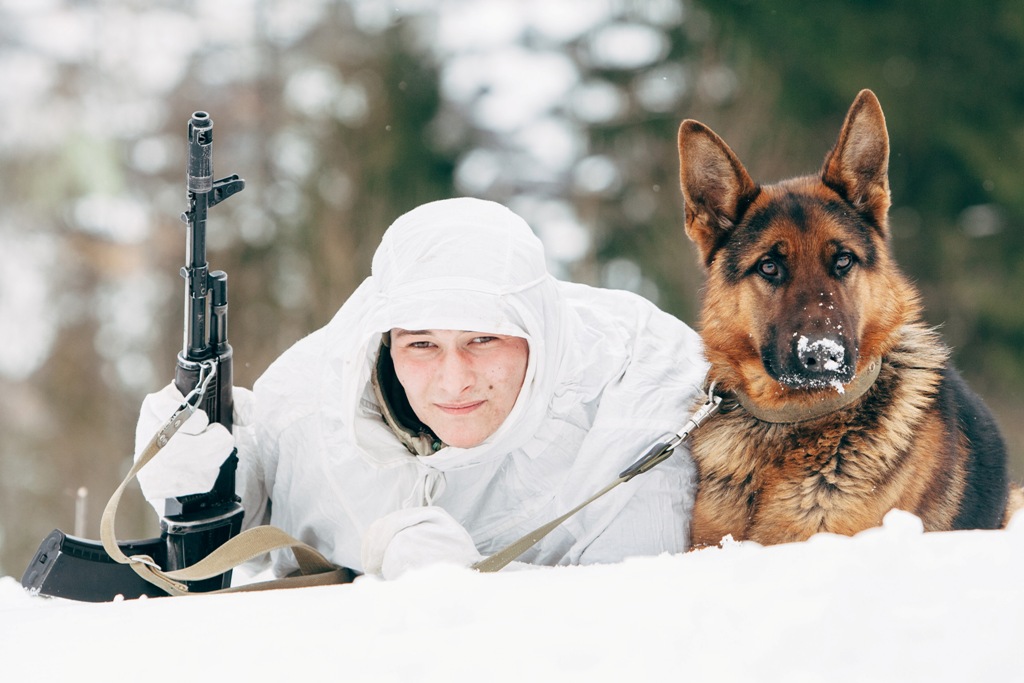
[22,111,246,601]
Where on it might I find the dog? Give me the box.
[677,89,1023,547]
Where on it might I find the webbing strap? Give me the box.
[100,400,346,596]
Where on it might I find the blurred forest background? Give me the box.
[2,0,1022,578]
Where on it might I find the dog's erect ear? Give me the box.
[821,89,891,231]
[678,120,758,266]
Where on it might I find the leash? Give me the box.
[100,362,351,596]
[472,383,724,573]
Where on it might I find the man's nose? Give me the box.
[436,349,474,394]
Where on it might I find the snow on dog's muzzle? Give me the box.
[764,331,857,392]
[788,334,855,390]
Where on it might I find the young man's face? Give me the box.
[389,328,529,449]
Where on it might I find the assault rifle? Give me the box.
[21,112,246,601]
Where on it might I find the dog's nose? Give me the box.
[796,335,846,374]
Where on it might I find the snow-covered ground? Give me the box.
[3,509,1022,682]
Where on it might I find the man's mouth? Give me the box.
[435,400,485,415]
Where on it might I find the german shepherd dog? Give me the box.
[678,89,1023,547]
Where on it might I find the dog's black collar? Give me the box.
[714,357,882,424]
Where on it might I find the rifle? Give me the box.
[21,111,247,601]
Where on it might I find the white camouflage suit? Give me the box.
[137,198,707,579]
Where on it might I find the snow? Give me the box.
[3,509,1023,681]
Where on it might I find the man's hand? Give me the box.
[361,506,484,580]
[134,383,237,508]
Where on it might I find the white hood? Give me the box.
[325,198,564,471]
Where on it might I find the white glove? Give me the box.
[133,383,237,506]
[361,506,484,580]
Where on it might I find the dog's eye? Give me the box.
[834,252,855,275]
[757,258,781,280]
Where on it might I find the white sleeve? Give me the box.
[226,387,269,530]
[233,420,270,530]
